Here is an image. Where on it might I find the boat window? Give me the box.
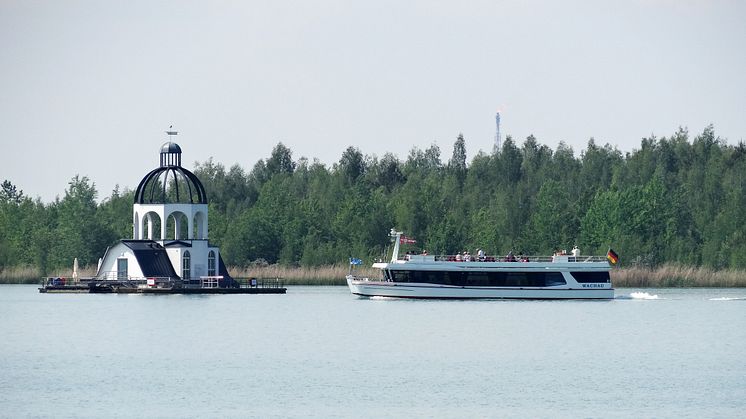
[505,272,528,286]
[467,273,490,286]
[571,271,610,283]
[388,270,571,287]
[443,272,460,285]
[411,270,425,283]
[544,272,567,286]
[426,271,446,285]
[391,270,411,282]
[389,270,448,284]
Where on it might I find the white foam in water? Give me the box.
[629,291,661,300]
[708,297,746,301]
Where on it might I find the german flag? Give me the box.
[607,248,619,265]
[400,236,417,244]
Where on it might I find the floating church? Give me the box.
[41,132,285,294]
[95,138,234,287]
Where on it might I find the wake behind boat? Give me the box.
[347,229,615,299]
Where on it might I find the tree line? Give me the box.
[2,125,745,274]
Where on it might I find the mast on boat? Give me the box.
[389,228,402,263]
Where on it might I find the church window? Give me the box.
[208,251,216,276]
[182,251,191,280]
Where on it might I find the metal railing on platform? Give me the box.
[43,275,179,288]
[42,273,286,290]
[199,276,221,289]
[233,277,285,289]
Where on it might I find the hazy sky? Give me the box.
[2,0,745,202]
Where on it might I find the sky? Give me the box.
[1,0,745,202]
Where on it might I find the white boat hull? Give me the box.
[347,276,614,299]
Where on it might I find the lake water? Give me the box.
[1,285,744,418]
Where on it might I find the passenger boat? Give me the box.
[346,229,614,299]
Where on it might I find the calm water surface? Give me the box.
[1,285,744,418]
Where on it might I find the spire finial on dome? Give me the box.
[160,126,182,167]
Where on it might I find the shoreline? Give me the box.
[3,264,746,287]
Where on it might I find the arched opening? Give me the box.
[182,250,191,280]
[208,250,216,276]
[166,211,189,240]
[194,211,207,239]
[144,212,162,240]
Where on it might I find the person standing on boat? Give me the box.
[477,249,485,261]
[456,252,462,261]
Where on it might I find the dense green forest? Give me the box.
[2,125,745,274]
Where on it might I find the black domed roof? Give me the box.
[160,142,182,154]
[134,142,207,204]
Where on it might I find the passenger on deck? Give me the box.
[455,252,463,262]
[477,248,485,261]
[464,252,471,262]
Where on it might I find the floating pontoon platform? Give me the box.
[39,277,287,295]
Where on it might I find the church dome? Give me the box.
[160,142,182,154]
[134,142,207,204]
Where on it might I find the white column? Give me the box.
[133,212,139,239]
[188,212,194,239]
[202,208,209,239]
[160,210,167,240]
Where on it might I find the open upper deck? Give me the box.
[398,254,608,263]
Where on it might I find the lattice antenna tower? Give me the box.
[494,112,502,151]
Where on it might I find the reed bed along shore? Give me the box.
[0,265,97,284]
[228,265,377,285]
[612,264,746,288]
[0,266,43,284]
[3,264,745,287]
